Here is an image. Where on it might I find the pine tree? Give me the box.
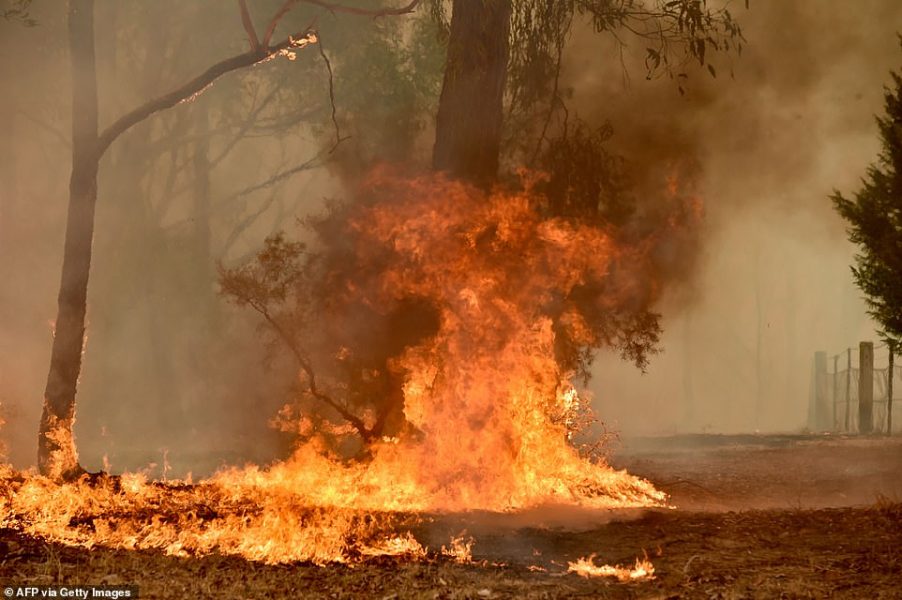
[832,40,902,348]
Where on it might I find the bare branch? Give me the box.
[316,38,346,151]
[529,36,566,166]
[264,0,421,45]
[243,297,375,442]
[238,0,261,50]
[96,31,317,158]
[301,0,421,17]
[15,109,71,148]
[263,0,297,47]
[233,152,325,201]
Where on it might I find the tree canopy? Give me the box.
[832,40,902,348]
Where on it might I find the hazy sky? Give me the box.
[573,1,902,434]
[1,1,901,471]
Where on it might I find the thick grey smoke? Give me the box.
[566,1,902,434]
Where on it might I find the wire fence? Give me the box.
[815,342,900,435]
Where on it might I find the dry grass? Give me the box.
[4,436,901,599]
[3,502,901,599]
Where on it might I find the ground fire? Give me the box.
[2,169,667,567]
[3,1,902,598]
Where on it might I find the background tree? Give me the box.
[1,0,35,25]
[430,0,744,186]
[221,0,744,455]
[832,41,902,349]
[39,0,422,480]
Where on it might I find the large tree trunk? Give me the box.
[38,0,98,479]
[432,0,512,186]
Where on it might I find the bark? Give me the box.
[432,0,512,186]
[39,0,99,479]
[37,2,317,479]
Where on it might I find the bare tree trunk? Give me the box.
[35,0,323,478]
[39,0,98,479]
[432,0,511,186]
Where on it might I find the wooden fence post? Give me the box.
[833,354,839,430]
[845,348,851,431]
[814,351,829,431]
[888,345,894,436]
[859,341,874,434]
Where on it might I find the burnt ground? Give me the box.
[3,434,902,599]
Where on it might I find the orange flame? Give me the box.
[567,554,655,581]
[1,170,669,565]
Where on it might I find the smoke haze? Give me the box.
[1,1,900,474]
[569,1,902,434]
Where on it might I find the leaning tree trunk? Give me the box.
[39,0,98,479]
[432,0,512,186]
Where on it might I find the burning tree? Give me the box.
[1,0,746,570]
[832,39,902,350]
[38,0,740,503]
[220,0,737,499]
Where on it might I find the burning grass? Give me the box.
[3,169,678,567]
[3,500,901,599]
[566,554,654,581]
[3,437,901,597]
[0,452,661,566]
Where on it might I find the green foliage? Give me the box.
[503,0,744,117]
[423,0,743,120]
[832,44,902,347]
[325,11,444,167]
[218,233,307,310]
[536,119,634,226]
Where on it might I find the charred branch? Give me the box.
[96,30,317,158]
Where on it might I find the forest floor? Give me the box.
[3,434,902,599]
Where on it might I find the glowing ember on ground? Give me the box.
[567,554,655,581]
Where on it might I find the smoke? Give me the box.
[2,0,901,475]
[0,1,349,472]
[562,1,902,434]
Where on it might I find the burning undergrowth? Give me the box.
[1,168,695,565]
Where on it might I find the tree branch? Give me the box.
[302,0,421,17]
[263,0,297,47]
[15,108,71,148]
[238,0,261,50]
[316,38,346,151]
[529,37,565,166]
[245,298,375,442]
[96,31,317,158]
[263,0,421,47]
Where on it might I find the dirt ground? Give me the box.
[3,434,902,599]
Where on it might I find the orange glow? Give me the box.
[2,170,669,566]
[567,554,655,581]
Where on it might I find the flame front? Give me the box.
[1,170,667,565]
[338,171,664,510]
[567,554,655,581]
